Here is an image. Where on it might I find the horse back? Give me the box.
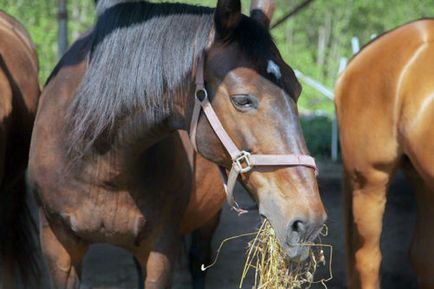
[0,11,38,65]
[0,11,39,148]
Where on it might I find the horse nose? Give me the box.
[286,213,327,245]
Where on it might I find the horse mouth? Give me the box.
[259,212,324,262]
[286,225,324,261]
[259,214,310,261]
[287,244,310,261]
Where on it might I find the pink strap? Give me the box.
[189,53,318,214]
[200,97,241,159]
[189,97,201,152]
[251,155,317,170]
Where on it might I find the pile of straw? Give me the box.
[239,220,332,289]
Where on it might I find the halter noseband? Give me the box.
[189,54,317,215]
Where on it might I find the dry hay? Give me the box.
[201,220,333,289]
[239,220,333,289]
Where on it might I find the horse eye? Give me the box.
[230,94,258,111]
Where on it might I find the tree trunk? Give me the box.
[58,0,68,58]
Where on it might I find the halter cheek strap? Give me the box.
[189,54,318,215]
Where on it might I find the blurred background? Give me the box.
[2,0,434,159]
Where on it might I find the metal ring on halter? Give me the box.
[195,88,208,102]
[233,151,253,173]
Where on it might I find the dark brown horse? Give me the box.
[0,11,40,289]
[28,0,326,288]
[336,19,434,289]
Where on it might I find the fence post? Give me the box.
[331,115,338,162]
[331,57,348,162]
[58,0,68,58]
[351,36,360,54]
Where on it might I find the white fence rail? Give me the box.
[295,36,363,162]
[294,70,338,161]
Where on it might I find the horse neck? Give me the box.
[74,106,191,188]
[112,55,208,152]
[81,84,195,170]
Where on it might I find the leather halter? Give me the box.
[189,54,317,215]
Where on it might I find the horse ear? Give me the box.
[288,70,302,101]
[291,78,302,102]
[250,0,275,29]
[214,0,242,39]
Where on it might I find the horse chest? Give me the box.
[48,188,161,246]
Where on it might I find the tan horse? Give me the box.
[336,19,434,289]
[29,0,326,288]
[0,11,40,289]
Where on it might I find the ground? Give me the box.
[54,161,418,289]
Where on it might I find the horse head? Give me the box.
[193,0,327,259]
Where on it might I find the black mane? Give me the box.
[66,0,277,160]
[67,1,213,159]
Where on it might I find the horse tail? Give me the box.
[0,173,41,288]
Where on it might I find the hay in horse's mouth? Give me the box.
[239,220,333,289]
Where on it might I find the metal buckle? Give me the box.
[234,151,253,173]
[195,88,208,102]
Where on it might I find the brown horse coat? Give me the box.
[29,27,225,289]
[0,11,40,289]
[336,19,434,289]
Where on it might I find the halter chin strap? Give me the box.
[189,54,318,215]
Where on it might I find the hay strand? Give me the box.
[201,220,333,289]
[239,220,333,289]
[201,232,257,272]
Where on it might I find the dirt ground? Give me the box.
[56,161,419,289]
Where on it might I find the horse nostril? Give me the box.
[286,218,307,245]
[287,215,326,246]
[290,219,306,234]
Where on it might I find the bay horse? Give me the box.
[336,19,434,289]
[0,11,41,289]
[28,0,326,288]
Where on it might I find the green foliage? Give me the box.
[0,0,95,82]
[300,115,332,158]
[0,0,433,109]
[273,0,434,114]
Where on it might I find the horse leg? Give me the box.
[189,210,221,289]
[410,209,434,289]
[40,211,88,289]
[128,254,147,289]
[134,235,180,289]
[409,185,434,289]
[337,90,400,289]
[400,108,434,288]
[404,170,434,288]
[344,165,395,289]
